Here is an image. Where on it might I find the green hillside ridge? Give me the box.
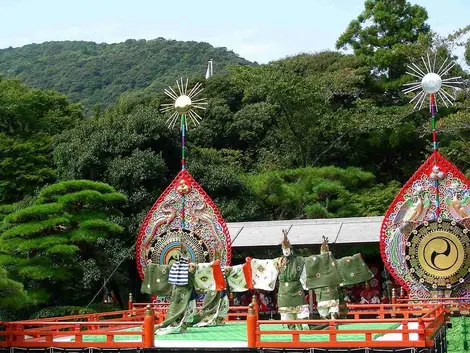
[0,39,253,110]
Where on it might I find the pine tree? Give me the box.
[0,180,127,304]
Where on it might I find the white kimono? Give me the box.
[251,258,278,291]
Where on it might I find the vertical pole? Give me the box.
[181,114,186,171]
[329,320,337,342]
[252,294,259,318]
[143,305,155,348]
[308,290,314,318]
[247,303,257,348]
[430,93,441,218]
[128,293,133,311]
[418,318,425,342]
[402,321,409,342]
[181,114,186,230]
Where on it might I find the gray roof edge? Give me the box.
[227,216,384,228]
[227,216,383,247]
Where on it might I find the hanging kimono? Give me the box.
[226,264,250,292]
[192,260,229,327]
[194,262,216,291]
[141,263,172,296]
[336,254,374,287]
[251,258,278,291]
[303,240,373,319]
[155,257,198,335]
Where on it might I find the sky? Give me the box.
[1,0,469,65]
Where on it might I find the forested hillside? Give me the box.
[0,39,252,110]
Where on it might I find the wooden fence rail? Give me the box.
[0,298,449,349]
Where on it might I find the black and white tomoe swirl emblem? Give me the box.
[405,219,470,289]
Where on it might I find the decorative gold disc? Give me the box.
[405,219,470,289]
[147,229,207,266]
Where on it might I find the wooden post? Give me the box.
[329,320,337,342]
[400,287,405,299]
[402,321,409,342]
[143,305,154,348]
[391,288,396,317]
[308,290,314,318]
[247,303,257,348]
[252,294,259,318]
[128,293,134,310]
[418,318,425,342]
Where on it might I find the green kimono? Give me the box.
[305,252,372,319]
[191,290,229,327]
[156,270,197,334]
[336,254,373,286]
[141,263,172,296]
[191,265,230,327]
[276,255,309,319]
[314,285,347,319]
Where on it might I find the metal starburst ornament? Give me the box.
[403,55,463,219]
[160,78,207,129]
[403,53,463,110]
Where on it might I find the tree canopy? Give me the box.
[336,0,431,83]
[0,39,252,111]
[0,267,29,310]
[0,77,83,204]
[0,180,127,304]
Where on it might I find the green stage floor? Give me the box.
[73,322,401,343]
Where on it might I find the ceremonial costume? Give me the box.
[141,263,172,296]
[274,230,309,329]
[304,238,373,319]
[192,251,229,327]
[155,244,198,335]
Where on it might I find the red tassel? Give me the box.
[212,259,226,291]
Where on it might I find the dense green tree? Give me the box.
[467,39,470,64]
[53,97,179,239]
[336,0,430,83]
[0,77,82,204]
[0,267,30,310]
[187,147,261,221]
[231,52,369,170]
[244,166,399,220]
[0,40,252,111]
[437,95,470,176]
[0,180,127,304]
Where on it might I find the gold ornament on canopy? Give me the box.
[160,78,207,129]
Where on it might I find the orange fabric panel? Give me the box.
[243,257,253,290]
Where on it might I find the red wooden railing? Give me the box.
[0,294,450,349]
[246,302,446,348]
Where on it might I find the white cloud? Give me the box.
[201,28,279,63]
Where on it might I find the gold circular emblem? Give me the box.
[418,231,464,276]
[405,219,470,289]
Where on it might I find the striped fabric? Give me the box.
[168,258,189,285]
